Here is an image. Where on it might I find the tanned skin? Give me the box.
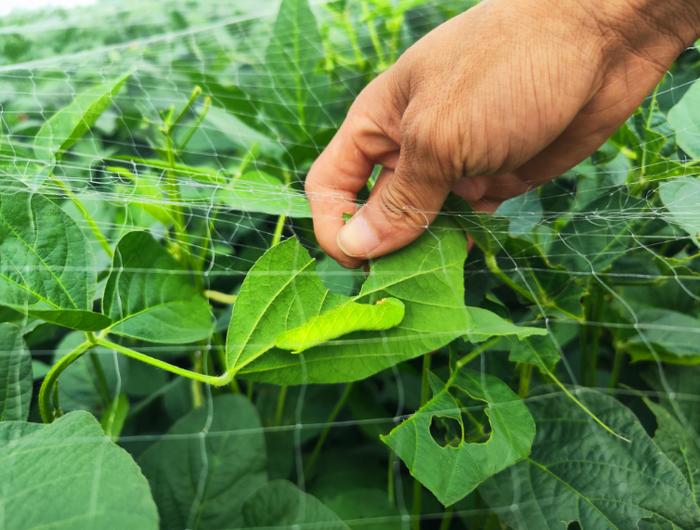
[305,0,700,267]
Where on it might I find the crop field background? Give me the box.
[1,0,699,529]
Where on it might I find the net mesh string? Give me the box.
[1,0,699,528]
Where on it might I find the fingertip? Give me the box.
[336,213,381,259]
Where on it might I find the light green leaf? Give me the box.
[242,480,349,529]
[0,411,158,530]
[381,368,535,506]
[659,177,700,241]
[34,74,128,166]
[276,298,405,353]
[464,307,547,343]
[480,389,700,529]
[509,335,561,373]
[0,323,31,421]
[103,231,213,344]
[262,0,330,137]
[108,165,176,227]
[668,79,700,159]
[139,395,267,530]
[216,171,311,218]
[228,219,470,384]
[0,185,110,330]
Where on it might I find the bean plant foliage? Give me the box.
[0,0,699,529]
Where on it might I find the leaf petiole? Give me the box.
[39,338,94,422]
[94,337,234,387]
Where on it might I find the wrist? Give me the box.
[591,0,700,56]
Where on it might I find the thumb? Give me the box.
[336,150,452,260]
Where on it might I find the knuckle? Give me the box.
[379,182,430,228]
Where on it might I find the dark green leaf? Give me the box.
[550,189,646,273]
[242,480,349,529]
[480,389,700,529]
[646,400,700,506]
[0,185,109,330]
[0,411,158,529]
[509,334,561,373]
[617,306,700,363]
[54,332,125,413]
[139,395,267,530]
[0,323,31,421]
[103,231,213,343]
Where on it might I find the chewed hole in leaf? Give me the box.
[429,390,492,448]
[429,416,462,448]
[454,390,492,445]
[567,522,582,530]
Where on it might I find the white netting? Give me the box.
[1,1,699,529]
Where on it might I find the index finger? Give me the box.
[305,73,402,267]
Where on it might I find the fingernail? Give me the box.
[337,213,381,258]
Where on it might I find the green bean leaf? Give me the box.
[0,411,158,529]
[103,231,213,344]
[0,323,31,421]
[242,480,349,529]
[381,368,535,506]
[480,389,700,529]
[34,74,129,166]
[227,219,471,384]
[0,183,109,330]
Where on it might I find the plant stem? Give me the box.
[361,1,387,70]
[439,506,454,530]
[483,252,584,323]
[274,385,288,426]
[49,175,113,257]
[387,451,396,505]
[411,479,422,530]
[483,252,532,300]
[419,353,431,405]
[304,383,353,477]
[456,338,500,370]
[95,337,233,386]
[203,290,237,305]
[518,364,533,398]
[412,354,432,530]
[581,285,603,387]
[177,95,210,152]
[39,339,94,422]
[191,351,204,408]
[88,351,111,407]
[271,214,286,246]
[609,349,625,390]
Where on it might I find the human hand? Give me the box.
[306,0,700,267]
